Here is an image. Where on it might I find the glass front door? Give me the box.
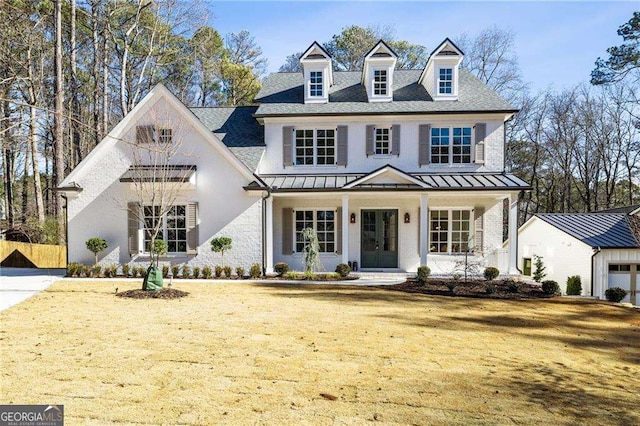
[361,210,398,268]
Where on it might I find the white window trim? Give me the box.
[292,208,338,254]
[309,71,324,98]
[372,68,389,97]
[158,127,173,144]
[373,126,393,157]
[293,127,338,167]
[434,65,458,99]
[140,204,187,255]
[429,126,474,165]
[429,208,473,255]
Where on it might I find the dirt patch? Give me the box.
[379,278,552,299]
[116,287,189,299]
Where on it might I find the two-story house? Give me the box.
[59,38,530,276]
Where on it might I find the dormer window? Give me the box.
[373,70,388,96]
[310,71,323,97]
[438,68,453,94]
[299,42,333,104]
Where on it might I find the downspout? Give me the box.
[591,246,601,298]
[261,187,272,276]
[514,190,523,274]
[61,193,69,268]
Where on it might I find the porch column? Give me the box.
[265,195,274,274]
[420,194,428,265]
[508,193,519,274]
[341,195,349,264]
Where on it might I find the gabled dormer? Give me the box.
[362,40,397,103]
[419,38,464,101]
[299,42,333,104]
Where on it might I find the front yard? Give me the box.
[1,281,638,425]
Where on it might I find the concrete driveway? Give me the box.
[0,267,65,311]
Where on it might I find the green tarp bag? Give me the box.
[142,266,163,291]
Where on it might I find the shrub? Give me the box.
[541,280,560,295]
[83,264,92,277]
[211,237,232,266]
[122,263,130,277]
[223,266,232,278]
[162,265,169,278]
[182,265,191,279]
[103,264,118,278]
[303,270,315,280]
[214,266,223,278]
[249,263,262,279]
[274,262,289,275]
[533,255,547,282]
[66,262,81,277]
[285,271,298,280]
[92,265,102,277]
[335,263,351,278]
[134,266,146,278]
[484,267,500,281]
[416,266,431,285]
[605,287,627,303]
[192,266,201,279]
[202,266,213,279]
[85,237,108,265]
[235,266,245,278]
[507,281,519,293]
[485,284,495,294]
[566,275,582,295]
[171,265,180,278]
[446,282,457,292]
[452,273,461,281]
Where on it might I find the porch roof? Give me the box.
[120,165,197,183]
[255,171,530,192]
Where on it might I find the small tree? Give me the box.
[85,237,108,265]
[301,227,321,273]
[566,275,582,296]
[532,255,547,283]
[151,239,168,268]
[211,237,232,266]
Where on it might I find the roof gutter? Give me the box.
[253,109,520,119]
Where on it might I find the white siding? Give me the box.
[593,249,640,300]
[518,217,593,295]
[67,96,262,270]
[258,115,506,175]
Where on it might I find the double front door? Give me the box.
[361,209,398,268]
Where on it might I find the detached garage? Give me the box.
[518,207,640,305]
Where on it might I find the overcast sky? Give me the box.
[205,1,636,92]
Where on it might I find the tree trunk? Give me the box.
[2,100,15,227]
[70,0,81,166]
[54,0,65,225]
[27,45,45,223]
[91,0,101,146]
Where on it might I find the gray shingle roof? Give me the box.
[190,106,265,171]
[536,213,640,249]
[254,69,515,117]
[257,172,530,192]
[595,204,640,214]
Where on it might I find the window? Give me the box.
[143,205,186,253]
[375,127,391,155]
[430,127,449,164]
[295,129,335,166]
[158,128,172,144]
[310,71,323,97]
[523,258,532,276]
[373,69,388,96]
[430,209,471,254]
[438,68,453,94]
[609,264,631,272]
[295,210,335,252]
[452,127,472,163]
[431,127,473,164]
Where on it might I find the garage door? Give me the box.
[608,264,638,305]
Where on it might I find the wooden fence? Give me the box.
[0,240,66,268]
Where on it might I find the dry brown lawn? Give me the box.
[1,280,639,425]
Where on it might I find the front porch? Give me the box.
[262,191,521,276]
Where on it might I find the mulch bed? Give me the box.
[116,288,189,299]
[378,278,553,300]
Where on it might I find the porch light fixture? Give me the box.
[350,213,356,224]
[404,212,410,223]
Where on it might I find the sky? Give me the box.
[203,1,636,92]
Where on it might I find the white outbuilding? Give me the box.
[518,206,640,305]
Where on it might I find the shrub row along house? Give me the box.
[58,39,530,276]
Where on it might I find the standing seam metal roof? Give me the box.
[536,213,640,248]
